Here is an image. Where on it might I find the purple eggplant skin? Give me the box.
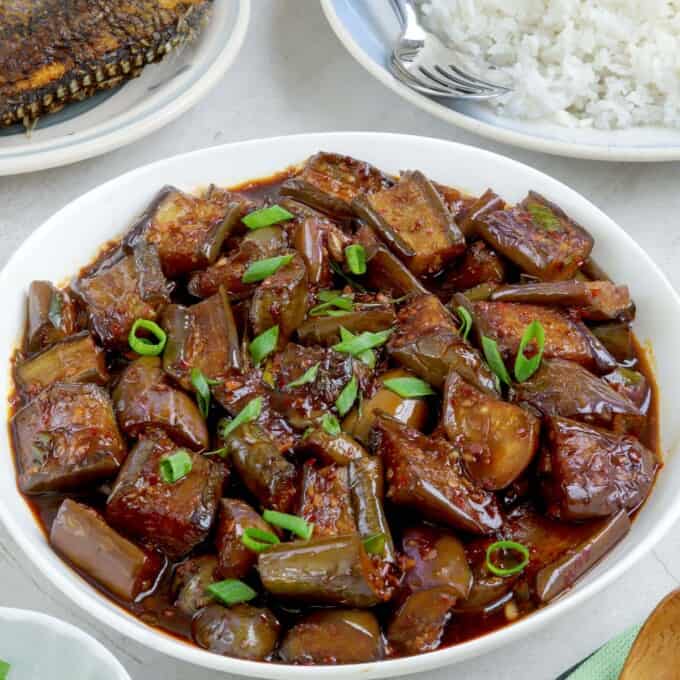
[15,331,109,400]
[25,281,78,354]
[50,499,162,602]
[161,286,241,391]
[172,555,218,616]
[590,322,635,364]
[510,358,644,435]
[296,306,396,347]
[373,413,503,535]
[279,609,383,664]
[436,241,507,297]
[539,416,657,521]
[112,356,209,450]
[536,509,631,603]
[297,429,368,466]
[455,188,505,239]
[603,367,652,414]
[292,211,332,287]
[192,604,281,661]
[12,382,126,494]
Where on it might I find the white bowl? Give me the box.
[0,607,130,680]
[1,132,679,679]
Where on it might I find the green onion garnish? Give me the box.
[321,413,341,436]
[485,540,530,577]
[335,376,358,416]
[218,396,263,440]
[333,328,392,357]
[203,446,228,459]
[241,527,280,552]
[287,362,320,389]
[128,319,167,356]
[206,579,257,606]
[330,259,367,292]
[383,376,435,398]
[249,325,279,365]
[159,449,192,483]
[514,320,545,383]
[0,659,9,680]
[190,367,220,418]
[358,348,376,368]
[456,306,473,342]
[527,202,560,232]
[345,244,367,275]
[318,290,343,302]
[362,532,386,555]
[242,254,294,284]
[309,295,354,317]
[262,510,314,540]
[482,336,512,386]
[242,205,294,230]
[48,292,62,328]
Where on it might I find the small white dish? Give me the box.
[0,0,250,176]
[320,0,680,162]
[0,607,130,680]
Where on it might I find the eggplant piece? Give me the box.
[510,358,644,435]
[279,609,383,664]
[215,499,274,579]
[401,525,472,599]
[192,604,280,661]
[258,534,391,607]
[292,210,332,286]
[112,356,209,450]
[74,243,172,349]
[172,555,218,615]
[455,557,514,615]
[473,301,617,374]
[539,416,657,521]
[438,241,507,296]
[388,294,498,393]
[25,281,77,354]
[374,414,502,535]
[353,171,465,276]
[15,332,108,399]
[297,429,368,466]
[349,456,395,562]
[161,287,241,391]
[12,382,126,494]
[281,152,390,220]
[225,423,298,513]
[296,306,396,347]
[455,188,505,239]
[603,367,651,414]
[478,192,593,281]
[106,432,226,559]
[536,509,631,602]
[51,499,162,602]
[299,462,357,537]
[342,368,429,445]
[460,282,500,302]
[442,370,540,490]
[387,588,457,655]
[250,252,308,342]
[590,322,635,363]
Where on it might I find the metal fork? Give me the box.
[388,0,511,99]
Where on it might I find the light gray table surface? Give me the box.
[1,2,680,679]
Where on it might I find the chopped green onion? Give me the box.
[345,244,367,275]
[333,328,393,357]
[485,540,530,577]
[330,260,367,292]
[159,449,192,483]
[203,446,228,459]
[206,579,257,606]
[482,336,512,386]
[358,348,376,368]
[128,319,167,356]
[241,527,280,552]
[514,320,545,382]
[362,532,386,555]
[309,295,354,316]
[339,326,355,342]
[242,205,294,230]
[0,659,9,680]
[190,367,220,418]
[249,325,279,365]
[321,413,341,436]
[242,254,294,284]
[527,202,560,232]
[287,362,320,389]
[383,376,435,398]
[335,376,358,416]
[456,306,473,342]
[318,290,343,302]
[48,292,62,328]
[262,510,314,540]
[218,396,263,440]
[325,309,350,317]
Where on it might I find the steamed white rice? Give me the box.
[419,0,680,129]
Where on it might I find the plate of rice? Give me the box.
[321,0,680,161]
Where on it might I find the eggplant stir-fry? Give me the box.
[9,152,660,665]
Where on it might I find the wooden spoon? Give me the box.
[619,588,680,679]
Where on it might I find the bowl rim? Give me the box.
[2,131,680,679]
[319,0,680,163]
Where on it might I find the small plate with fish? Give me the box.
[321,0,680,162]
[0,0,250,176]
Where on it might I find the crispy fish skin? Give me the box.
[0,0,212,127]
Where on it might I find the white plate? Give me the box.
[1,132,680,679]
[0,1,250,176]
[321,0,680,162]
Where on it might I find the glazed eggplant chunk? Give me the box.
[9,154,662,664]
[12,382,125,494]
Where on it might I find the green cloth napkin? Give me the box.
[559,625,642,679]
